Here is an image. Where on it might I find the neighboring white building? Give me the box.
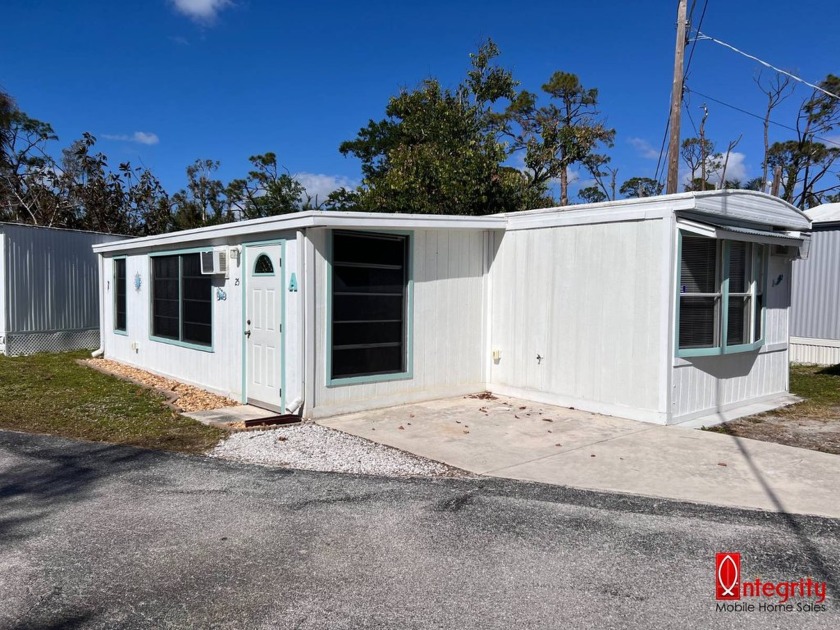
[0,223,125,356]
[791,203,840,365]
[92,190,810,425]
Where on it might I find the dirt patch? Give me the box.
[707,409,840,455]
[83,358,238,412]
[465,391,498,401]
[704,365,840,455]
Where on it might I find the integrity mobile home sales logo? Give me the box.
[715,553,828,613]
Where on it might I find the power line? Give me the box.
[695,32,840,101]
[683,86,840,148]
[682,90,700,136]
[684,0,709,78]
[654,119,670,186]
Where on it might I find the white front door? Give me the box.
[245,244,283,410]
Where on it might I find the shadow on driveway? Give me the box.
[0,430,165,545]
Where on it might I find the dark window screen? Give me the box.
[181,254,212,345]
[152,254,212,346]
[115,258,127,332]
[679,236,719,349]
[152,256,179,340]
[331,232,408,379]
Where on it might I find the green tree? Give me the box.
[226,152,305,219]
[60,133,138,233]
[0,105,69,226]
[743,177,764,191]
[578,186,607,204]
[339,40,522,215]
[172,159,230,229]
[681,137,721,191]
[767,74,840,208]
[619,177,663,198]
[500,71,615,206]
[0,90,15,171]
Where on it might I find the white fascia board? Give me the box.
[92,211,506,255]
[505,199,688,231]
[307,212,506,231]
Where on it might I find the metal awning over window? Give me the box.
[677,217,806,248]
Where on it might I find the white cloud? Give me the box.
[102,131,160,145]
[170,0,232,23]
[628,137,660,160]
[708,152,747,185]
[294,173,357,203]
[681,152,749,187]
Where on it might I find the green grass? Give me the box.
[0,351,226,453]
[785,363,840,416]
[703,364,840,454]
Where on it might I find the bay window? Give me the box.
[678,233,766,356]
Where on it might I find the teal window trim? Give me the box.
[113,256,128,334]
[149,251,214,352]
[326,229,414,387]
[676,231,768,359]
[149,335,214,353]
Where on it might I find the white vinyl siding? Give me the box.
[312,228,487,417]
[488,219,668,422]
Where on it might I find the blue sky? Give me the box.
[3,0,838,202]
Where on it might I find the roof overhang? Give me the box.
[91,190,811,255]
[92,211,507,254]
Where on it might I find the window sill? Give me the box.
[326,370,413,388]
[149,335,214,353]
[675,340,765,364]
[114,329,128,337]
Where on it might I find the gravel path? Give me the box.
[210,424,460,477]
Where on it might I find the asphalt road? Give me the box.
[1,430,838,630]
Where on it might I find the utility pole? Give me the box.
[666,0,688,194]
[770,164,782,197]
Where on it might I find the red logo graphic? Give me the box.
[716,553,741,600]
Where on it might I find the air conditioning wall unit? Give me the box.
[200,248,229,277]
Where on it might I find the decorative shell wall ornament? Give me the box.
[134,272,142,291]
[216,288,227,301]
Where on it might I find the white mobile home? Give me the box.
[791,203,840,365]
[93,190,809,425]
[0,223,124,356]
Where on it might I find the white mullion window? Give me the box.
[678,233,767,355]
[726,241,753,347]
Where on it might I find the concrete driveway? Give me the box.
[318,394,840,519]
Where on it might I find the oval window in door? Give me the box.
[254,254,274,275]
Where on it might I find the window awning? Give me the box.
[677,218,805,247]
